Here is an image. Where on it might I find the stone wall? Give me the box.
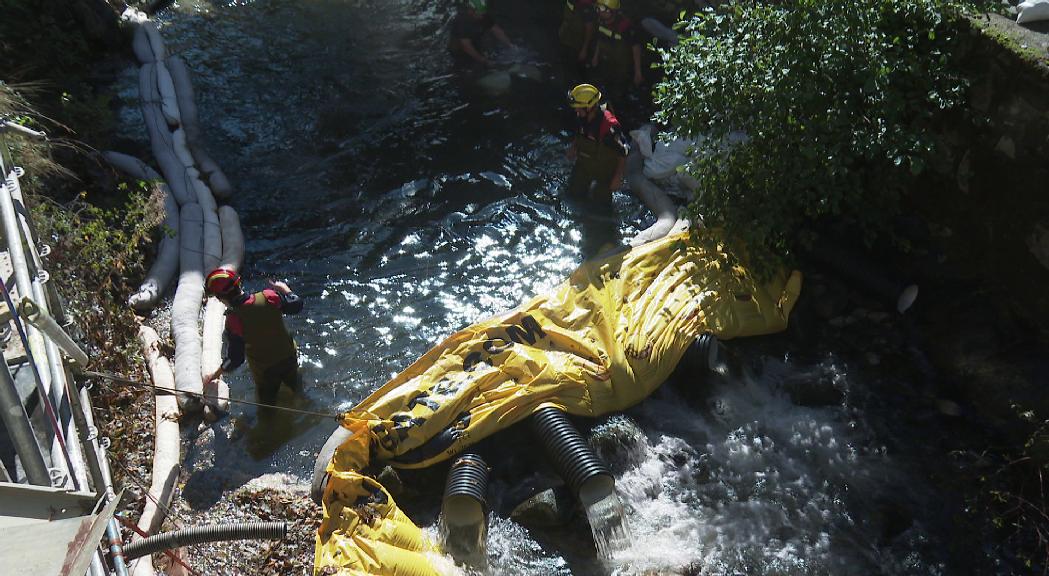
[915,13,1049,333]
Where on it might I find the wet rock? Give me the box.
[811,280,850,320]
[1025,430,1049,467]
[780,373,845,407]
[995,135,1016,159]
[376,465,406,498]
[510,486,575,528]
[935,398,963,417]
[876,499,914,544]
[588,416,648,475]
[1027,223,1049,272]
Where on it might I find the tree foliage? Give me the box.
[654,0,988,270]
[31,185,161,372]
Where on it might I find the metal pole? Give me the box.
[0,174,47,365]
[2,172,83,489]
[107,518,130,576]
[62,369,106,495]
[0,353,50,485]
[19,297,89,366]
[78,381,114,495]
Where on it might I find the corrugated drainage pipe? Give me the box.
[121,522,287,561]
[689,332,729,376]
[530,406,613,507]
[441,453,489,564]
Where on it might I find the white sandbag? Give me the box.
[665,138,692,156]
[508,63,543,81]
[477,70,512,95]
[166,56,235,200]
[630,126,655,159]
[139,64,195,207]
[101,151,162,182]
[143,21,167,62]
[135,326,181,538]
[164,56,200,141]
[138,62,160,105]
[218,206,244,272]
[142,102,194,206]
[189,173,222,272]
[132,23,155,64]
[644,138,693,180]
[173,203,204,413]
[155,60,182,128]
[172,128,196,169]
[193,183,222,272]
[200,152,233,201]
[121,6,149,24]
[644,151,686,180]
[674,171,700,198]
[1018,0,1049,24]
[641,17,679,46]
[129,187,180,311]
[626,149,679,247]
[201,298,230,415]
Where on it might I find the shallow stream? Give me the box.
[114,1,1012,573]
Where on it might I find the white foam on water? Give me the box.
[591,356,913,575]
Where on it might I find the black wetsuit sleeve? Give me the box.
[605,125,630,157]
[221,332,246,371]
[280,291,304,315]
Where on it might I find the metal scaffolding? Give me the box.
[0,118,125,576]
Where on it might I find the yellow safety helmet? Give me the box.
[568,84,602,109]
[596,0,621,10]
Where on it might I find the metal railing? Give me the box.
[0,118,126,575]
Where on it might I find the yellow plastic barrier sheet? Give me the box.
[316,232,802,574]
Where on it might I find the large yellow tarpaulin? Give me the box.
[316,231,802,575]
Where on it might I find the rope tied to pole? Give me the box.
[78,369,344,420]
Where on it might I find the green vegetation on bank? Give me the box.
[654,0,992,271]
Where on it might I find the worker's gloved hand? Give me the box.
[269,279,292,295]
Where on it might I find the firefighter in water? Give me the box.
[558,0,598,83]
[202,268,304,406]
[565,83,630,258]
[590,0,644,98]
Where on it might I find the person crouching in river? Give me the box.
[449,0,517,69]
[202,268,304,407]
[565,83,629,258]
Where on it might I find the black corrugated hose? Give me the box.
[122,522,287,560]
[444,452,489,508]
[531,406,611,494]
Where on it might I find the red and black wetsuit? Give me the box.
[568,104,630,257]
[222,288,304,403]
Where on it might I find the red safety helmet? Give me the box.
[205,268,242,296]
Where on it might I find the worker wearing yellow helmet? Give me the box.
[565,83,630,258]
[449,0,517,68]
[590,0,644,97]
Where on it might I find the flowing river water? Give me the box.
[114,0,1015,574]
